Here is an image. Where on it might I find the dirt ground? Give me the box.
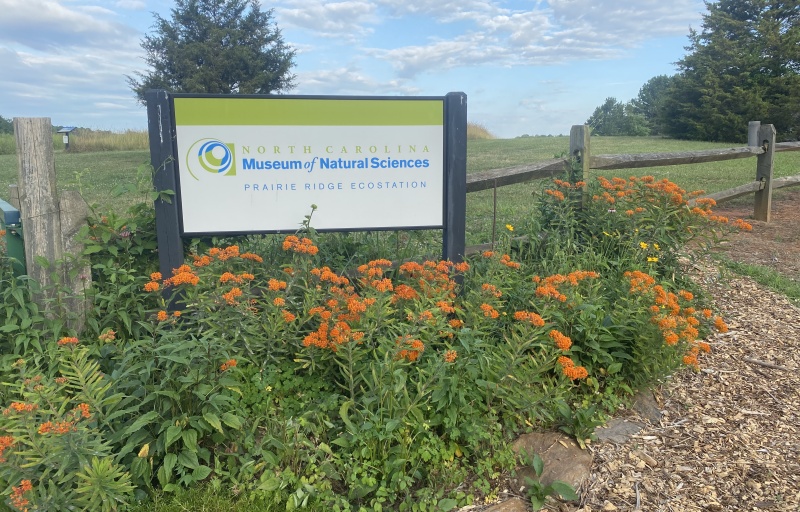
[712,188,800,283]
[575,190,800,511]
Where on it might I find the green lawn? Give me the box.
[1,137,798,246]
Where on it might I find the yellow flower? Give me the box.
[653,243,660,251]
[647,257,659,263]
[505,224,514,232]
[639,242,649,250]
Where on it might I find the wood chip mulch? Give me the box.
[575,264,800,512]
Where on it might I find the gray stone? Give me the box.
[632,390,662,423]
[594,418,644,444]
[509,432,592,496]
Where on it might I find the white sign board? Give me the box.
[172,97,445,234]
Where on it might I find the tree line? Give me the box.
[587,0,799,142]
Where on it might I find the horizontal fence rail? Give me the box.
[466,122,800,253]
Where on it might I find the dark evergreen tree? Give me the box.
[586,97,649,136]
[663,0,799,142]
[630,75,675,136]
[128,0,296,103]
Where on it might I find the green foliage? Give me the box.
[128,0,296,103]
[519,452,578,511]
[0,116,11,135]
[629,75,675,136]
[0,344,134,511]
[586,97,649,137]
[0,152,751,509]
[662,0,800,142]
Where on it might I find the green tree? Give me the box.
[128,0,296,103]
[630,75,675,136]
[663,0,800,142]
[0,115,12,134]
[586,97,649,136]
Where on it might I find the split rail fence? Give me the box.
[464,122,800,254]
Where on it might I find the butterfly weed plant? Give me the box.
[0,172,746,510]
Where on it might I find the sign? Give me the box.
[171,96,445,235]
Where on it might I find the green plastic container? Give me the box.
[0,198,26,276]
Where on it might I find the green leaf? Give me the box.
[551,481,579,500]
[182,429,198,452]
[220,412,242,429]
[436,498,459,511]
[607,362,623,375]
[532,453,544,477]
[163,453,177,477]
[258,476,281,492]
[192,465,212,481]
[121,410,159,437]
[203,412,224,433]
[165,425,182,449]
[178,450,199,470]
[529,495,545,510]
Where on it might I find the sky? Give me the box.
[0,0,708,138]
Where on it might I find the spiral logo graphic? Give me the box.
[186,139,236,180]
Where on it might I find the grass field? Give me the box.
[1,136,798,245]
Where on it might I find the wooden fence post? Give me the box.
[570,125,591,204]
[13,117,90,329]
[753,124,776,222]
[14,118,64,293]
[748,121,761,147]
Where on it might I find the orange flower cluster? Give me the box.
[98,329,116,342]
[436,300,456,314]
[266,278,288,291]
[222,287,243,305]
[731,218,753,231]
[282,235,319,255]
[714,316,728,333]
[513,310,546,327]
[209,245,240,261]
[552,179,586,189]
[0,435,15,462]
[156,310,168,321]
[311,267,350,286]
[533,270,599,302]
[443,350,458,363]
[545,189,566,201]
[74,403,91,419]
[449,319,464,329]
[499,254,521,269]
[558,356,589,380]
[625,269,721,365]
[219,272,254,284]
[57,337,79,347]
[240,252,264,263]
[393,284,419,301]
[0,229,5,236]
[481,283,503,298]
[10,479,32,512]
[549,330,572,351]
[220,359,237,371]
[282,310,296,323]
[479,303,500,319]
[15,404,45,424]
[396,335,425,362]
[38,420,76,435]
[165,265,200,286]
[357,259,393,277]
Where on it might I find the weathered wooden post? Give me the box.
[753,124,776,222]
[13,117,91,329]
[570,124,591,205]
[747,121,761,147]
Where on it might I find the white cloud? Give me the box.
[115,0,146,9]
[295,66,419,95]
[0,0,138,51]
[276,1,378,40]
